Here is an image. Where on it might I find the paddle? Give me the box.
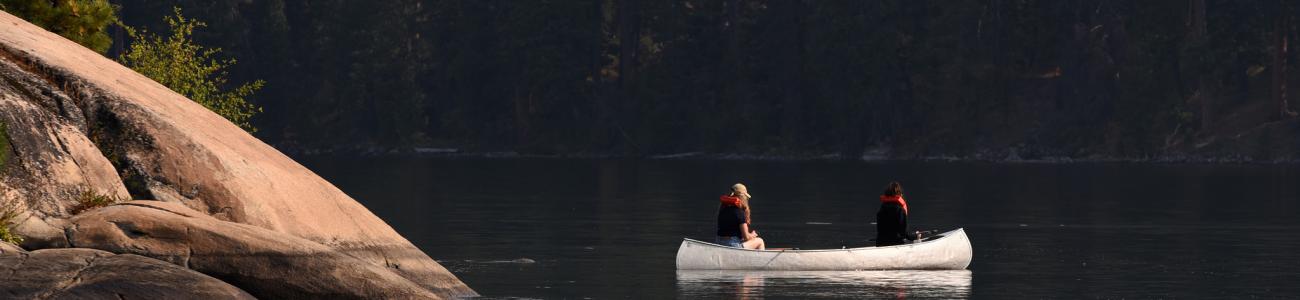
[916,230,945,241]
[865,230,943,243]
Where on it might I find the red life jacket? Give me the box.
[880,195,909,216]
[720,195,742,207]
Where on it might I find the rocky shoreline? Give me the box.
[0,12,474,299]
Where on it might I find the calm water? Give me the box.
[296,157,1300,299]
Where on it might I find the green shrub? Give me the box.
[118,7,264,132]
[0,198,22,245]
[67,186,124,215]
[0,0,118,53]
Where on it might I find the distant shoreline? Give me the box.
[277,144,1297,165]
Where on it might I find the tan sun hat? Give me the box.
[731,183,751,199]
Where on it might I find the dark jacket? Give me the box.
[875,203,917,246]
[716,204,746,237]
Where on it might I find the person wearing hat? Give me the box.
[717,183,765,250]
[876,181,922,246]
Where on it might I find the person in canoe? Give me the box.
[876,181,923,246]
[717,183,766,250]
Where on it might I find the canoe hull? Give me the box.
[675,228,972,270]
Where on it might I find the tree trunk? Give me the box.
[107,0,126,57]
[721,0,743,146]
[618,0,638,90]
[992,0,1012,124]
[513,84,532,149]
[590,0,609,149]
[1275,0,1297,118]
[1186,0,1214,130]
[593,0,606,80]
[616,0,640,152]
[776,0,804,146]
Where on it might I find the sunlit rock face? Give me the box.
[0,11,474,298]
[65,201,443,299]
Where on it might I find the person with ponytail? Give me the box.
[876,181,922,246]
[716,183,766,249]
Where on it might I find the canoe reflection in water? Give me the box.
[675,270,971,299]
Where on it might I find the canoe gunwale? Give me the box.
[680,228,967,253]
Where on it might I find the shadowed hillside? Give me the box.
[95,0,1300,161]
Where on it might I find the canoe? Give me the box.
[675,228,972,270]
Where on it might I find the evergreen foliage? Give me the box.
[77,1,1300,157]
[0,0,118,53]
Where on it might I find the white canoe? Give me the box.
[675,228,972,270]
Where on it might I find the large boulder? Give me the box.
[0,11,473,297]
[0,56,128,249]
[66,201,442,299]
[0,244,255,299]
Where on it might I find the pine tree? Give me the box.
[1,0,118,53]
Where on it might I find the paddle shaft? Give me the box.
[867,229,941,242]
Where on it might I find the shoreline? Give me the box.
[277,145,1297,165]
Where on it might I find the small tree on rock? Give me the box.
[118,8,264,132]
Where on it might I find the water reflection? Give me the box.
[676,270,972,299]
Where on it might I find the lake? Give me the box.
[296,156,1300,299]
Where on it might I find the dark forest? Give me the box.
[111,0,1300,160]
